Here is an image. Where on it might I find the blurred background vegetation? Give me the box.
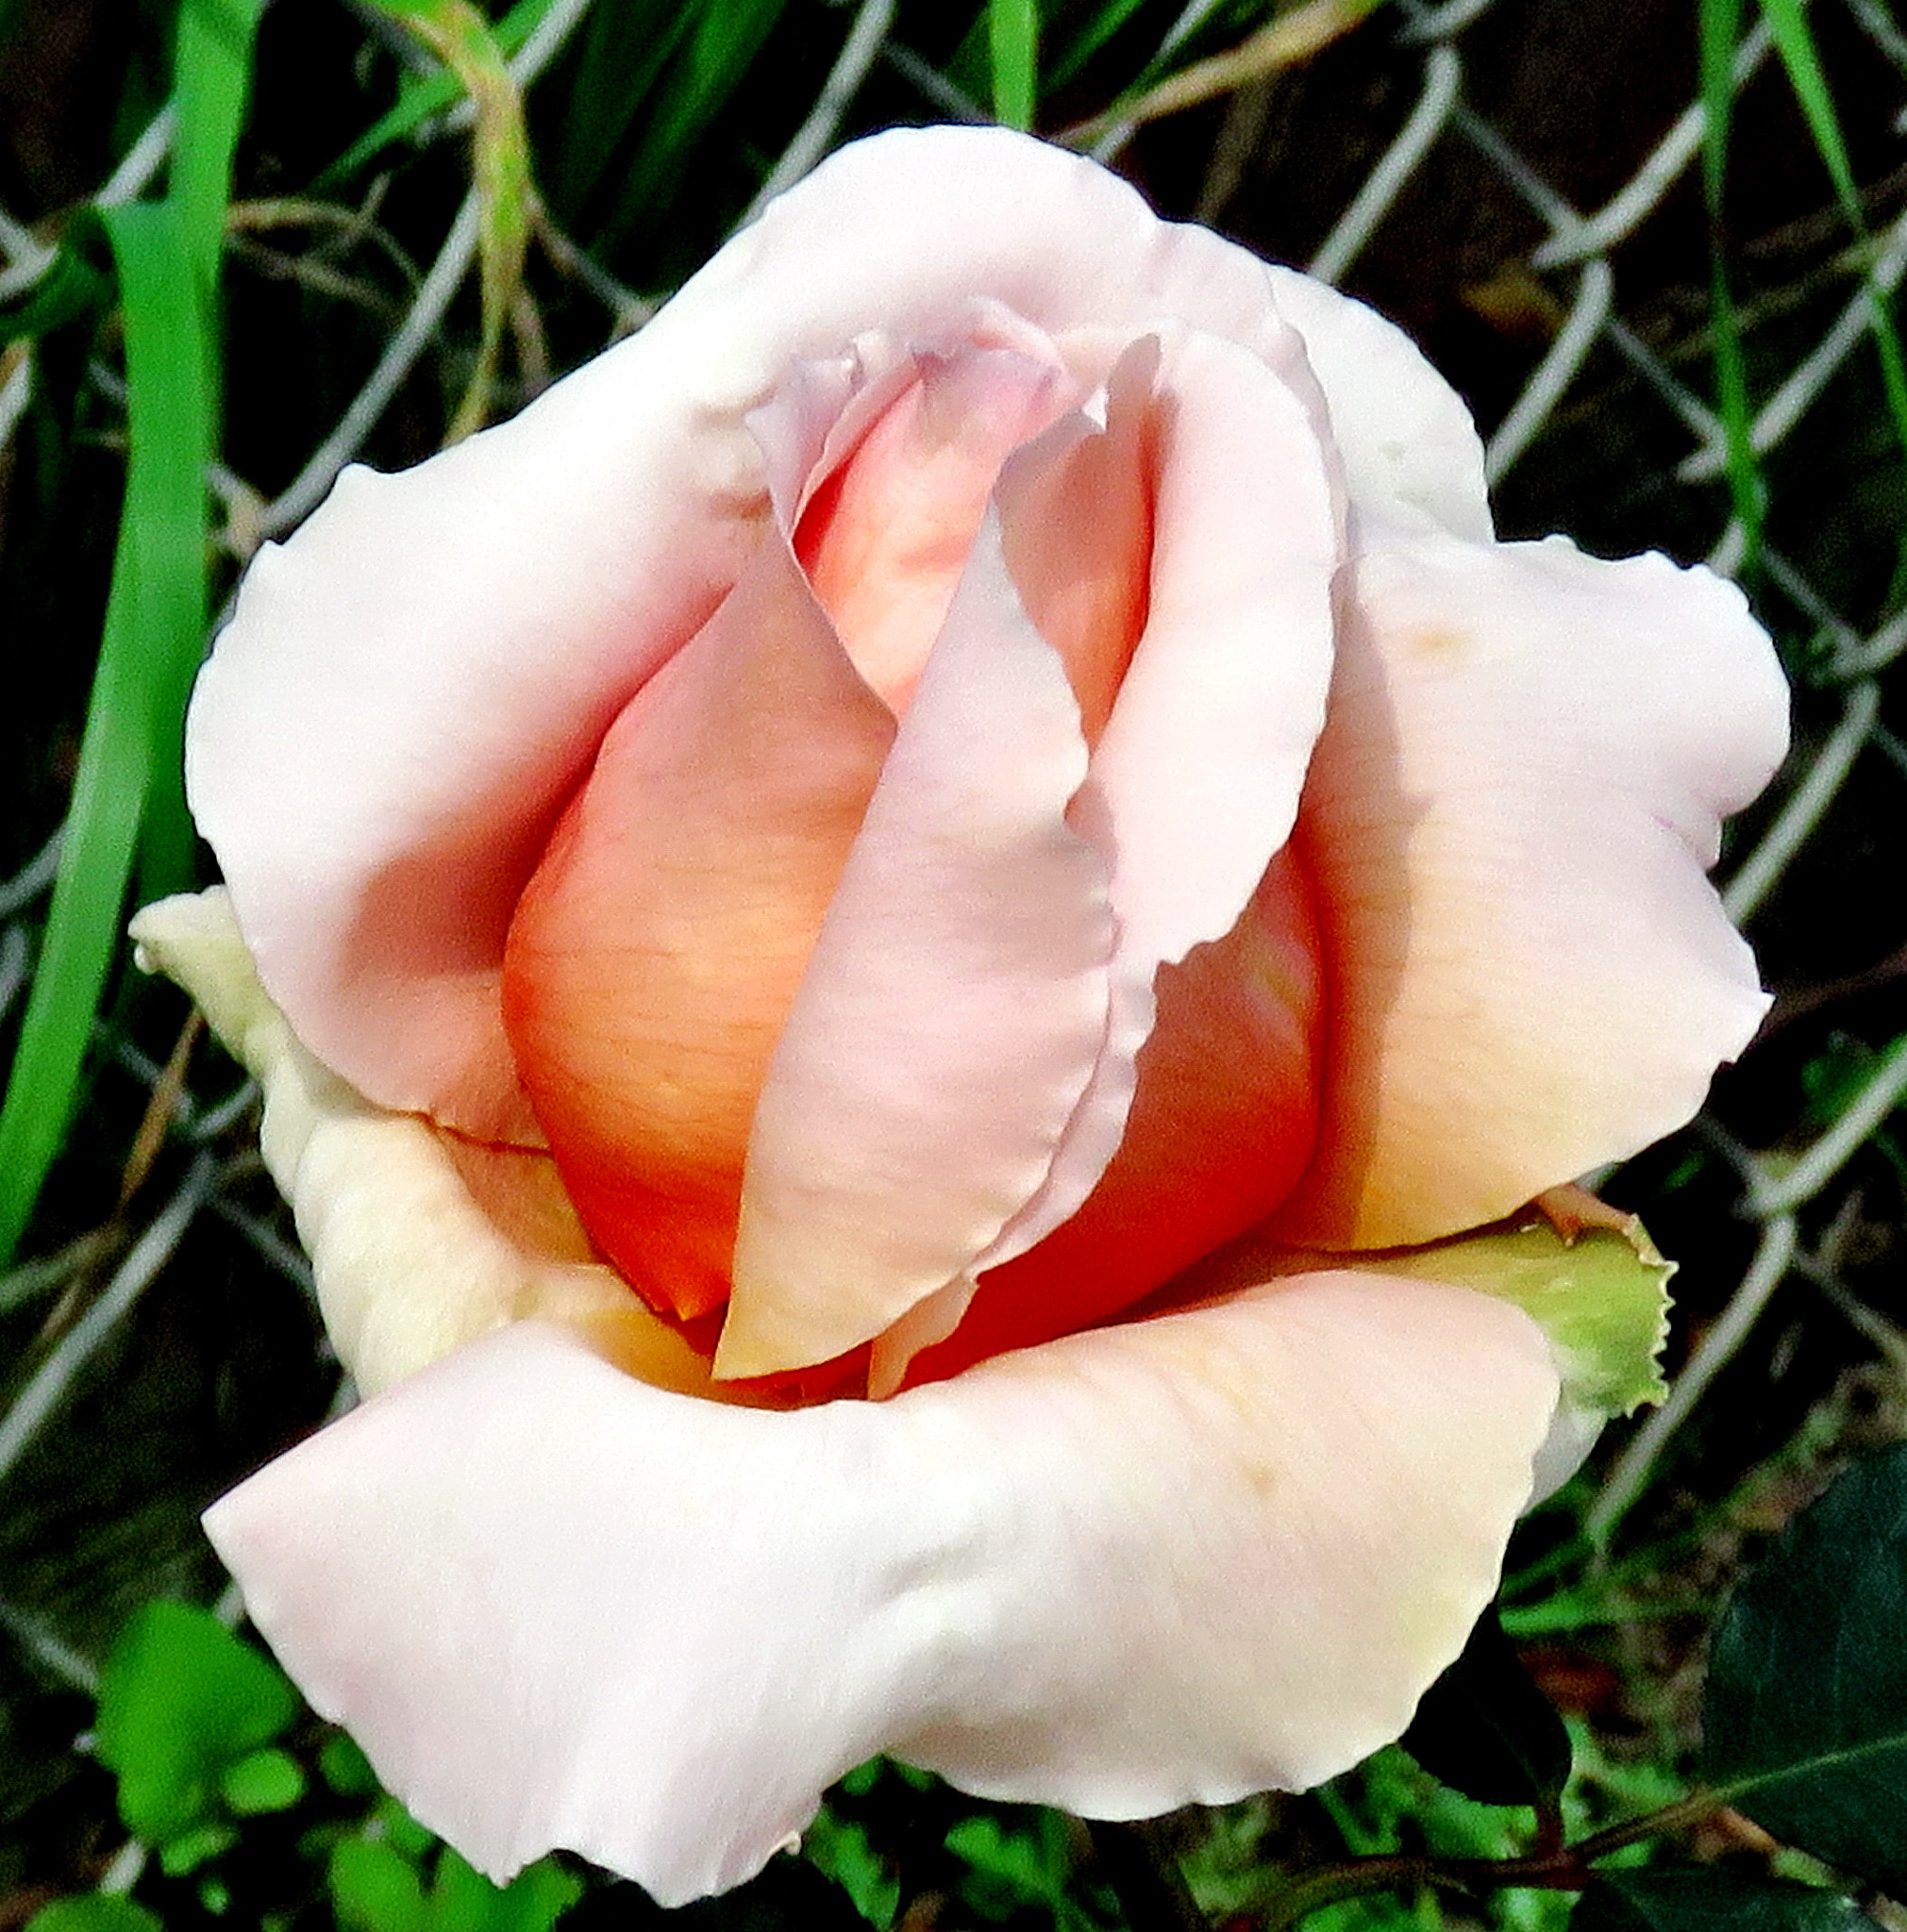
[0,0,1905,1925]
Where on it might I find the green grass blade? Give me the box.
[315,0,557,190]
[0,203,209,1265]
[1757,0,1860,217]
[990,0,1040,128]
[139,0,261,899]
[1045,0,1151,92]
[579,0,793,265]
[546,0,692,223]
[172,0,265,302]
[1699,0,1765,557]
[1756,0,1907,491]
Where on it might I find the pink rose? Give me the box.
[132,126,1785,1904]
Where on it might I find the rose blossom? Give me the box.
[132,125,1785,1904]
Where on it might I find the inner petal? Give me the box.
[998,335,1157,744]
[501,538,895,1323]
[796,344,1080,713]
[904,846,1326,1384]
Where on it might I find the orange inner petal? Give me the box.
[501,542,895,1322]
[904,847,1326,1384]
[797,344,1078,713]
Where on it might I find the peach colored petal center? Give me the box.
[500,539,895,1324]
[796,344,1079,713]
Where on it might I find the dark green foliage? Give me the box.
[1702,1442,1907,1894]
[1401,1610,1574,1808]
[25,1899,167,1932]
[1571,1869,1874,1932]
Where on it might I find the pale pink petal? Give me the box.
[721,503,1112,1379]
[1265,266,1493,542]
[500,535,894,1323]
[1274,534,1789,1250]
[973,323,1340,1281]
[205,1274,1557,1904]
[188,128,1301,1140]
[997,337,1156,744]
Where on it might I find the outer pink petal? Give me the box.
[721,500,1112,1379]
[1275,534,1789,1250]
[188,128,1305,1140]
[205,1273,1558,1905]
[1264,267,1493,542]
[974,323,1340,1280]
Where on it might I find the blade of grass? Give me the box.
[1756,0,1907,492]
[0,0,257,1265]
[1045,0,1151,93]
[990,0,1040,128]
[0,204,206,1266]
[1698,0,1765,561]
[141,0,263,900]
[316,0,559,190]
[545,0,694,221]
[583,0,793,266]
[364,0,532,440]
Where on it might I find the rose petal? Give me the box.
[910,848,1324,1381]
[995,337,1157,742]
[970,323,1340,1285]
[205,1272,1557,1903]
[721,498,1112,1379]
[1273,533,1789,1249]
[1264,266,1493,542]
[798,341,1080,712]
[501,536,895,1322]
[129,891,743,1403]
[186,128,1307,1136]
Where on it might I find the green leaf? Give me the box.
[25,1900,167,1932]
[95,1602,300,1844]
[945,1811,1105,1932]
[426,1850,583,1932]
[1572,1868,1870,1930]
[321,1731,383,1798]
[220,1745,308,1814]
[1399,1609,1572,1807]
[801,1809,899,1930]
[375,1794,441,1859]
[158,1820,241,1875]
[1702,1442,1907,1891]
[331,1838,428,1932]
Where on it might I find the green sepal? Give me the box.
[1335,1206,1672,1422]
